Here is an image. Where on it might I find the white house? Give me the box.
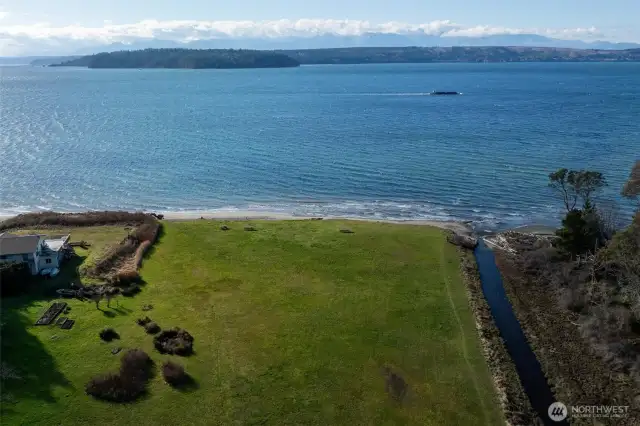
[0,233,70,275]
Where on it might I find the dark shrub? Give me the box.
[121,285,141,297]
[99,328,119,342]
[144,322,161,334]
[154,328,194,356]
[119,349,153,382]
[555,209,602,256]
[85,349,153,402]
[85,373,142,402]
[136,316,152,326]
[131,222,160,243]
[161,361,187,386]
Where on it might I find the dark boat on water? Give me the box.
[431,91,461,95]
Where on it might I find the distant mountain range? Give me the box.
[70,34,640,54]
[1,32,639,64]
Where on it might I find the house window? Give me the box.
[46,258,52,264]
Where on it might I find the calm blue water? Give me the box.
[1,63,638,230]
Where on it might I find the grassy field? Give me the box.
[1,220,502,425]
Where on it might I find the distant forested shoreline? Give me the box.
[52,49,300,69]
[45,46,640,68]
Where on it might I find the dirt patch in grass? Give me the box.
[382,366,408,402]
[458,249,538,426]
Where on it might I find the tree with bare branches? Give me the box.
[549,168,606,212]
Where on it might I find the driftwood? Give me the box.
[447,233,478,250]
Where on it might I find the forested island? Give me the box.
[52,49,300,69]
[46,46,640,68]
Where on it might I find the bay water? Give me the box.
[1,63,638,230]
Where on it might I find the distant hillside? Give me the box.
[47,46,640,69]
[30,56,82,66]
[280,46,640,64]
[52,48,300,69]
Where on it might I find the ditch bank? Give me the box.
[474,240,565,425]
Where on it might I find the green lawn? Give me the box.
[1,220,502,425]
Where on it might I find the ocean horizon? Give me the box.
[1,62,638,231]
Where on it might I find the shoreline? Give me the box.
[155,211,478,236]
[0,209,560,237]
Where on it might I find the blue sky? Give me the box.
[1,0,636,29]
[0,0,637,55]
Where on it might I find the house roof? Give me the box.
[0,233,41,256]
[42,235,71,253]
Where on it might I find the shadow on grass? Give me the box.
[171,374,200,393]
[0,254,88,413]
[0,301,74,410]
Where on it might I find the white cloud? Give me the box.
[0,18,608,41]
[0,18,629,56]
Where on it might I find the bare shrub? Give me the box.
[133,241,152,268]
[154,328,194,356]
[86,240,137,278]
[82,220,160,280]
[85,349,153,402]
[112,268,140,285]
[144,322,161,334]
[119,349,153,382]
[161,361,187,386]
[131,222,160,243]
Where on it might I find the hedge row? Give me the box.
[0,211,158,231]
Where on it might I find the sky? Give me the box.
[0,0,637,55]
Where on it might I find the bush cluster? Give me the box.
[85,349,153,402]
[161,361,187,386]
[0,211,155,231]
[144,322,161,334]
[99,328,119,342]
[136,316,152,326]
[154,328,194,356]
